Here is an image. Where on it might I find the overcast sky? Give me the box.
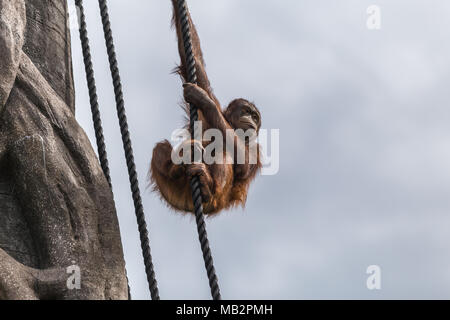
[68,0,450,299]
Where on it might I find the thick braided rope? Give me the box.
[74,0,131,299]
[176,0,221,300]
[97,0,160,300]
[75,0,111,187]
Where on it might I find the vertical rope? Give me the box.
[97,0,160,300]
[75,0,111,187]
[74,0,132,299]
[176,0,221,300]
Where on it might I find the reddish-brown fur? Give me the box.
[149,1,262,215]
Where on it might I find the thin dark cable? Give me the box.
[176,0,221,300]
[74,0,132,300]
[97,0,160,300]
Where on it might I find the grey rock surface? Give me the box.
[0,0,128,299]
